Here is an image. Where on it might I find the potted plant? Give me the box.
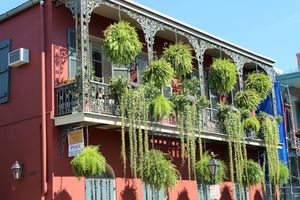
[140,149,179,194]
[70,146,106,177]
[143,58,174,89]
[244,160,264,187]
[162,42,194,79]
[245,73,272,100]
[109,76,129,104]
[235,89,262,115]
[243,116,261,138]
[104,21,142,65]
[209,58,237,103]
[195,152,225,184]
[151,95,175,121]
[279,162,289,185]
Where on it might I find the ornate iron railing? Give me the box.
[55,82,78,116]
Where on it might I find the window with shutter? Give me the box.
[0,39,11,104]
[68,29,77,79]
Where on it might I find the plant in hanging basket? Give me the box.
[109,76,130,104]
[151,95,175,120]
[104,21,142,65]
[143,59,174,88]
[162,42,194,78]
[140,149,179,191]
[195,152,225,184]
[244,160,264,186]
[245,72,272,100]
[279,162,289,185]
[235,89,262,112]
[70,146,106,177]
[243,116,260,138]
[209,58,237,98]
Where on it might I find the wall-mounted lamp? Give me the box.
[10,161,24,180]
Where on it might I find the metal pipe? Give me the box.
[40,0,47,199]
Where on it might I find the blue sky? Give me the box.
[1,0,300,73]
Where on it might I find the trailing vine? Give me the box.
[259,112,280,188]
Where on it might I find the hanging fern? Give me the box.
[70,146,106,177]
[140,149,179,192]
[243,116,261,133]
[244,160,264,186]
[151,95,175,120]
[104,21,142,65]
[209,58,237,97]
[143,59,174,88]
[235,89,262,111]
[195,152,225,184]
[162,42,194,78]
[245,73,272,100]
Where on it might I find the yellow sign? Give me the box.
[68,129,84,157]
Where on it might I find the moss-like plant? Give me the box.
[244,116,261,133]
[143,59,174,88]
[209,58,237,98]
[162,42,194,78]
[104,21,142,65]
[245,73,272,100]
[235,89,262,111]
[109,76,129,104]
[151,95,175,120]
[195,152,225,184]
[140,149,179,192]
[244,160,264,186]
[70,146,106,177]
[279,162,289,184]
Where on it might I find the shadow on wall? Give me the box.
[254,190,263,200]
[220,185,232,200]
[54,189,72,200]
[177,188,190,200]
[121,184,138,200]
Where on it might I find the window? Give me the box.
[90,43,103,82]
[0,39,11,104]
[68,29,77,79]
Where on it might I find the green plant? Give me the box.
[279,162,289,184]
[162,42,194,78]
[244,160,264,186]
[90,66,102,82]
[104,21,142,65]
[70,146,106,177]
[235,89,262,111]
[209,58,237,98]
[195,152,225,184]
[140,149,179,192]
[143,59,174,88]
[244,116,261,133]
[259,112,280,187]
[151,95,175,120]
[181,77,201,96]
[245,73,272,100]
[109,76,129,104]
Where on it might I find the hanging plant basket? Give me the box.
[235,89,262,112]
[104,21,143,65]
[151,95,175,120]
[245,72,272,100]
[162,42,194,78]
[243,116,260,138]
[209,58,237,98]
[195,152,225,184]
[70,146,106,177]
[143,59,174,88]
[140,149,179,192]
[244,160,264,186]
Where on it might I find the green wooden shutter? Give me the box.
[0,39,11,104]
[68,29,77,78]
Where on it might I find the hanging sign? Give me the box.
[68,129,84,157]
[209,184,220,200]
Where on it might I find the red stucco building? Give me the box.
[0,0,277,199]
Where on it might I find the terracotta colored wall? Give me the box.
[0,4,43,200]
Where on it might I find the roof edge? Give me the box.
[0,0,40,23]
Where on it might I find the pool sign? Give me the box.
[68,129,84,157]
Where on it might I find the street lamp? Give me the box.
[207,152,220,183]
[10,161,24,180]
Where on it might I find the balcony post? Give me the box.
[61,0,102,112]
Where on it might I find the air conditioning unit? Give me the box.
[8,48,29,67]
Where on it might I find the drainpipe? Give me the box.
[40,0,48,199]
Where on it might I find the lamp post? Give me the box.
[207,152,220,184]
[10,161,24,180]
